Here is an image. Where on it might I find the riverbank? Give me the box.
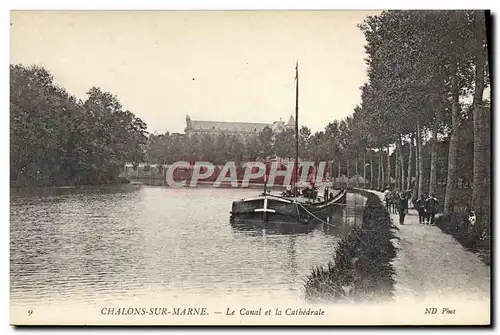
[303,188,397,303]
[434,213,491,266]
[304,187,491,319]
[10,177,131,189]
[368,189,490,305]
[123,178,338,189]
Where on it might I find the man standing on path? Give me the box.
[424,194,439,225]
[411,185,418,209]
[416,194,427,224]
[398,193,409,225]
[405,189,411,213]
[383,187,391,212]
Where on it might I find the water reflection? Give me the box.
[230,220,316,236]
[287,237,298,280]
[10,186,366,305]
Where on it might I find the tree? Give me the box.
[274,128,295,159]
[258,126,274,158]
[299,126,311,159]
[228,135,245,164]
[10,64,148,186]
[442,11,475,214]
[471,10,490,237]
[358,10,481,208]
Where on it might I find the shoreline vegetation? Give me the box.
[10,64,148,189]
[435,214,491,266]
[10,177,131,189]
[304,189,397,303]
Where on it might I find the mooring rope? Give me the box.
[298,202,387,233]
[297,202,336,227]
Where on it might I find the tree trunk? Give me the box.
[429,109,439,196]
[395,142,399,190]
[407,133,413,190]
[443,63,461,215]
[473,104,490,233]
[338,161,341,178]
[472,10,489,235]
[330,159,334,177]
[414,134,419,192]
[346,156,350,186]
[386,145,391,188]
[394,140,402,190]
[356,154,359,176]
[363,149,367,188]
[377,150,381,190]
[398,134,405,191]
[381,147,385,189]
[417,121,424,198]
[370,151,374,189]
[356,154,359,187]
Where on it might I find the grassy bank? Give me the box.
[10,177,131,189]
[304,189,398,303]
[435,213,491,266]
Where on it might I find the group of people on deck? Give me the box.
[282,183,337,202]
[282,184,319,199]
[383,186,439,225]
[283,183,319,199]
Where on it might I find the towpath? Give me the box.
[367,190,490,305]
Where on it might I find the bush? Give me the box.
[304,190,397,303]
[118,177,131,184]
[435,213,490,266]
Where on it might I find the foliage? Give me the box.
[353,9,490,243]
[10,64,148,186]
[304,190,397,303]
[435,213,490,266]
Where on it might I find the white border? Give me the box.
[3,1,498,334]
[5,1,500,10]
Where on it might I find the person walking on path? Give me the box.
[398,193,409,225]
[389,190,397,214]
[393,190,400,214]
[424,194,439,225]
[383,187,391,212]
[411,186,418,209]
[416,194,427,224]
[371,189,490,311]
[404,190,409,210]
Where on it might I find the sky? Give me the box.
[10,10,380,134]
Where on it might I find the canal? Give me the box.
[10,186,366,307]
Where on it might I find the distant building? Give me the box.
[185,114,295,137]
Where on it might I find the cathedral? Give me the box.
[185,114,295,137]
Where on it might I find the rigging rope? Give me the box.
[296,202,382,232]
[297,202,337,227]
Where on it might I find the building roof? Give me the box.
[189,120,272,133]
[271,121,286,132]
[287,114,295,126]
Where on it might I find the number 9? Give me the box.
[28,309,33,316]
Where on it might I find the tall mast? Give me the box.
[294,62,299,197]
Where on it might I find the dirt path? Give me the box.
[369,190,490,304]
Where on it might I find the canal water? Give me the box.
[10,186,366,307]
